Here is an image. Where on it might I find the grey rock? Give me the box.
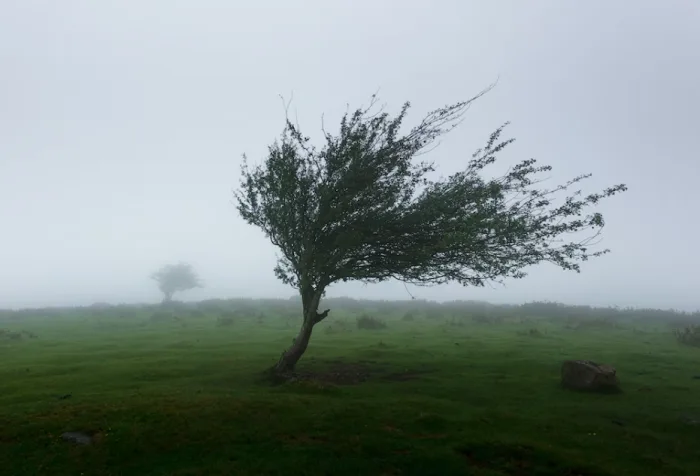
[561,360,620,393]
[60,432,92,445]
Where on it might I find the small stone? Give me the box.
[60,432,92,445]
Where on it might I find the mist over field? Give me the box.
[2,3,700,474]
[1,0,698,312]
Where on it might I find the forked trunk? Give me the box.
[271,286,329,376]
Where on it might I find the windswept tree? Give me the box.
[235,89,627,375]
[151,262,202,303]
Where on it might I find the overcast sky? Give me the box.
[1,0,698,310]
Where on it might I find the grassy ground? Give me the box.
[1,306,699,475]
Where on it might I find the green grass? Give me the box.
[1,308,699,475]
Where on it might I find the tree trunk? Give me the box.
[271,285,329,375]
[273,319,315,374]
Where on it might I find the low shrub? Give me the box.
[0,329,37,341]
[217,316,235,327]
[357,315,387,330]
[673,324,700,347]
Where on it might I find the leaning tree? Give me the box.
[150,262,202,303]
[235,89,627,375]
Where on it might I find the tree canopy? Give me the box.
[151,262,202,303]
[235,90,627,373]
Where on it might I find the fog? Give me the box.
[1,0,698,311]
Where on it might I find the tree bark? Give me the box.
[271,286,329,375]
[273,320,315,374]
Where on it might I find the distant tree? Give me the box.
[150,262,202,303]
[235,88,627,376]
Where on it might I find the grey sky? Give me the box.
[1,1,698,310]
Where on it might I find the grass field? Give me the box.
[1,300,699,475]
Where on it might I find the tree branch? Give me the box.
[313,309,331,325]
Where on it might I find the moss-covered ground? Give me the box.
[1,304,698,475]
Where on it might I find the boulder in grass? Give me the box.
[561,360,620,393]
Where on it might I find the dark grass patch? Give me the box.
[382,369,434,382]
[285,359,437,386]
[456,442,609,475]
[293,359,378,385]
[281,379,342,395]
[2,312,700,475]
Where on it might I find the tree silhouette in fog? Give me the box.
[151,262,202,303]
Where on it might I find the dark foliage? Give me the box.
[237,91,626,290]
[235,90,626,372]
